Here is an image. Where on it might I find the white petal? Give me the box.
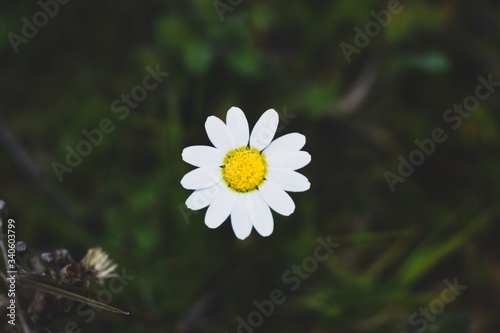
[265,151,311,170]
[185,183,223,210]
[259,181,295,216]
[246,191,274,237]
[230,195,253,240]
[266,167,310,192]
[186,190,210,210]
[226,107,249,147]
[205,186,236,229]
[263,133,306,156]
[182,145,225,167]
[205,116,235,151]
[250,109,279,150]
[180,166,222,190]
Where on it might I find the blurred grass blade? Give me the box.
[398,212,489,286]
[17,275,129,315]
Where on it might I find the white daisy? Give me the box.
[180,107,311,240]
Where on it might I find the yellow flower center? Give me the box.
[221,147,267,192]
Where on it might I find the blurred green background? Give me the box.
[1,0,500,332]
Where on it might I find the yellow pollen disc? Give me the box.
[222,147,267,193]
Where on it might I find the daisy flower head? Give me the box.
[180,107,311,240]
[81,247,118,286]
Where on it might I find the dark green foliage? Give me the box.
[1,0,499,332]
